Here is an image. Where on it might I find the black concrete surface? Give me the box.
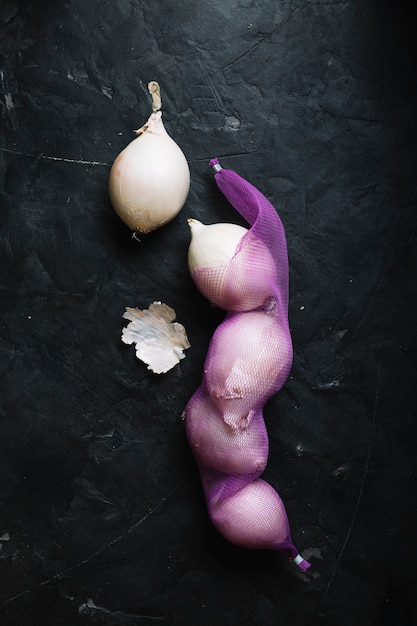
[1,1,416,624]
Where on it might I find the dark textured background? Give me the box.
[1,1,416,624]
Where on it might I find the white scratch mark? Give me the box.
[210,0,317,76]
[0,481,182,607]
[4,93,14,112]
[78,597,167,620]
[101,85,113,99]
[0,146,111,166]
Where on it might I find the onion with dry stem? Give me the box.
[109,82,190,234]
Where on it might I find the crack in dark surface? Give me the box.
[209,0,317,76]
[0,482,182,607]
[323,361,381,602]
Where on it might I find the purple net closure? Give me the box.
[184,160,310,571]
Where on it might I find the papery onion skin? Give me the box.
[109,112,190,234]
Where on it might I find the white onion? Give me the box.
[187,219,248,273]
[187,219,278,311]
[108,82,190,234]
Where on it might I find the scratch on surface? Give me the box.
[78,597,167,621]
[188,150,260,164]
[323,361,380,602]
[0,146,256,168]
[0,481,182,607]
[210,0,316,76]
[197,58,225,110]
[4,93,14,113]
[0,146,112,166]
[300,188,307,235]
[350,252,391,341]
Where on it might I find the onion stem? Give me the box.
[148,81,161,112]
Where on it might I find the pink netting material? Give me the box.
[184,160,310,571]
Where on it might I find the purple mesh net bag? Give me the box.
[184,159,310,571]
